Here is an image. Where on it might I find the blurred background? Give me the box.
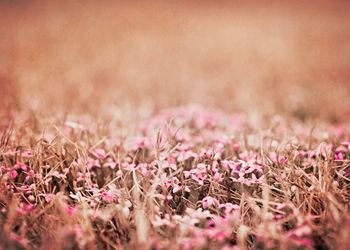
[1,0,350,121]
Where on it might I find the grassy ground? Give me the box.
[1,1,350,249]
[1,105,350,249]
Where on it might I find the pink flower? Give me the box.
[21,151,34,158]
[287,225,312,237]
[122,163,137,171]
[9,169,18,179]
[202,196,220,209]
[87,157,101,169]
[191,174,207,185]
[335,152,344,161]
[77,172,90,182]
[163,176,180,189]
[28,195,35,202]
[130,137,151,151]
[233,143,240,151]
[116,170,123,177]
[172,185,182,194]
[65,205,77,216]
[14,162,28,171]
[44,194,55,203]
[103,160,117,169]
[91,149,109,159]
[184,171,191,178]
[102,191,115,203]
[219,203,240,214]
[295,150,308,159]
[213,172,224,182]
[138,163,153,177]
[290,238,313,248]
[205,228,230,243]
[16,203,35,215]
[269,152,288,165]
[162,160,177,170]
[25,170,42,181]
[20,185,32,194]
[209,161,220,172]
[275,214,284,219]
[278,156,288,165]
[316,143,332,158]
[335,145,348,153]
[221,160,231,170]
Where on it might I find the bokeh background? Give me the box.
[1,0,350,121]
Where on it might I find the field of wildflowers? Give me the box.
[1,105,349,249]
[1,1,350,249]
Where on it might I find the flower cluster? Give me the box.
[0,105,349,249]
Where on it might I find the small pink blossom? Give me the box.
[233,143,240,151]
[87,157,101,169]
[91,149,109,159]
[122,163,137,171]
[102,191,115,203]
[191,173,207,185]
[172,185,182,194]
[16,203,35,215]
[269,152,288,165]
[130,137,151,151]
[65,205,77,216]
[335,152,344,161]
[213,172,224,182]
[44,194,55,203]
[219,203,240,214]
[162,160,177,170]
[295,150,308,159]
[21,151,34,158]
[14,162,28,171]
[202,196,220,209]
[9,169,18,179]
[77,172,90,182]
[103,160,117,169]
[25,170,42,181]
[138,163,152,177]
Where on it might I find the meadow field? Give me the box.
[1,1,350,249]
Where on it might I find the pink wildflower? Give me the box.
[87,157,101,169]
[9,169,18,179]
[269,152,288,165]
[122,163,137,171]
[130,137,151,151]
[44,194,55,203]
[21,151,34,158]
[14,162,28,171]
[102,191,115,203]
[65,205,77,216]
[16,203,35,215]
[91,149,109,159]
[103,160,117,169]
[202,196,220,209]
[213,172,224,182]
[172,185,182,194]
[77,172,90,182]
